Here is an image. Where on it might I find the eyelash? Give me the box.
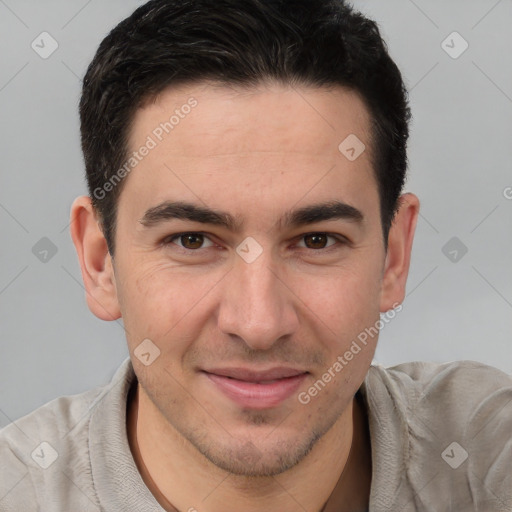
[161,231,349,255]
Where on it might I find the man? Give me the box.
[1,0,511,511]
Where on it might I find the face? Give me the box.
[108,81,394,476]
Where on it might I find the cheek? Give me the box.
[295,262,381,326]
[118,260,223,342]
[113,261,175,345]
[133,260,177,297]
[293,261,383,373]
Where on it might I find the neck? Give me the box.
[127,382,371,512]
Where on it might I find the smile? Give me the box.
[201,367,308,409]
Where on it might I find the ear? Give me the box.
[380,192,420,312]
[69,196,121,321]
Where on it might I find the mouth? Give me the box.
[201,367,309,409]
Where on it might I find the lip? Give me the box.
[202,367,308,409]
[203,366,306,382]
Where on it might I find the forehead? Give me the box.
[131,81,373,159]
[121,81,378,228]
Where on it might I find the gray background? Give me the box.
[1,0,511,425]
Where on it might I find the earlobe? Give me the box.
[69,196,122,321]
[380,193,420,312]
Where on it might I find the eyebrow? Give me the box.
[138,200,364,231]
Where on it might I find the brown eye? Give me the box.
[180,233,204,249]
[165,232,214,250]
[302,233,331,249]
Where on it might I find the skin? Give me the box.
[70,81,419,512]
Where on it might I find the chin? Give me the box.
[184,425,325,477]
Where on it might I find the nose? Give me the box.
[217,251,299,351]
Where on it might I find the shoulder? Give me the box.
[0,357,133,448]
[0,357,133,510]
[368,359,512,405]
[364,360,512,511]
[367,359,512,455]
